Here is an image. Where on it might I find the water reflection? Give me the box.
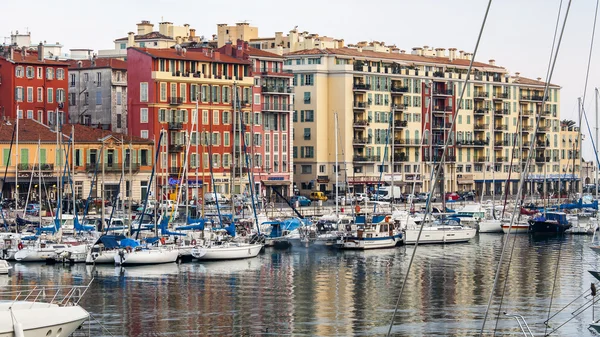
[2,235,598,336]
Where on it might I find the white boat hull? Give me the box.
[192,243,263,260]
[86,250,117,264]
[14,249,57,262]
[404,228,476,244]
[337,234,402,250]
[0,261,11,274]
[478,220,503,233]
[0,302,88,337]
[115,249,179,265]
[501,224,530,234]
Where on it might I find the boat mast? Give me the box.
[596,88,599,197]
[72,125,76,217]
[38,139,42,226]
[128,140,132,232]
[195,93,199,214]
[15,106,18,219]
[391,106,395,205]
[335,111,339,219]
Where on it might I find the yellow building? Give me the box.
[284,45,577,197]
[0,119,154,205]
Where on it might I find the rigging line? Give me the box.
[480,0,573,335]
[385,1,494,336]
[581,0,600,108]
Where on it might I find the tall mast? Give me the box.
[231,82,236,199]
[128,140,132,230]
[391,106,395,204]
[15,106,19,216]
[121,136,125,214]
[38,139,42,226]
[72,125,76,217]
[335,111,339,218]
[195,94,199,211]
[596,88,599,197]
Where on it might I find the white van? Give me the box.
[204,193,230,204]
[373,186,402,202]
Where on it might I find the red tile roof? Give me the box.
[115,31,173,42]
[285,48,502,69]
[131,48,251,65]
[0,119,151,144]
[246,47,284,59]
[67,58,127,71]
[512,76,559,88]
[0,50,70,66]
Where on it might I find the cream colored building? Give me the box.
[216,23,343,54]
[285,46,576,197]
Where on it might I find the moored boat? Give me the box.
[191,242,263,260]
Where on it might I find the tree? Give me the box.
[561,119,576,128]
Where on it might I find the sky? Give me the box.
[2,0,600,160]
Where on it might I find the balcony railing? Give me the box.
[432,123,451,129]
[353,83,371,91]
[261,85,293,94]
[353,155,381,162]
[536,126,550,132]
[474,124,489,130]
[85,163,140,172]
[456,140,490,147]
[432,89,454,96]
[168,122,183,130]
[390,86,409,93]
[169,144,184,152]
[17,163,54,171]
[353,137,369,145]
[496,156,507,163]
[492,92,509,99]
[494,109,509,115]
[494,141,509,147]
[536,141,549,148]
[522,125,533,131]
[391,103,407,111]
[474,91,489,98]
[535,156,550,163]
[354,101,367,109]
[494,124,508,131]
[474,108,489,115]
[169,97,183,105]
[522,110,534,116]
[521,95,547,101]
[262,103,293,111]
[475,156,489,162]
[394,138,423,145]
[425,155,456,162]
[394,120,408,128]
[353,119,369,127]
[433,106,453,112]
[393,154,409,162]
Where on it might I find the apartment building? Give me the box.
[67,58,128,132]
[127,46,254,198]
[285,44,572,197]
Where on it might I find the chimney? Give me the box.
[489,59,496,66]
[176,36,183,45]
[459,50,464,59]
[400,50,406,54]
[537,77,542,81]
[448,48,457,61]
[435,48,445,57]
[190,28,196,38]
[515,72,520,77]
[37,42,44,61]
[465,53,472,60]
[127,32,135,47]
[412,47,423,56]
[92,55,96,67]
[212,34,217,41]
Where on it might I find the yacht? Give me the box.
[404,218,476,244]
[336,216,402,249]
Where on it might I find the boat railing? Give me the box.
[0,279,93,307]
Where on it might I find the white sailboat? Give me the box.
[336,219,402,249]
[191,242,263,260]
[114,246,179,265]
[404,217,476,244]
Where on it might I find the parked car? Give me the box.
[309,191,328,201]
[459,191,476,201]
[159,200,176,211]
[25,203,40,215]
[355,193,370,203]
[416,193,437,202]
[445,192,461,201]
[290,195,312,207]
[204,193,230,204]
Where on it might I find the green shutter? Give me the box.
[137,150,141,164]
[20,149,28,164]
[147,149,152,165]
[40,149,46,164]
[132,150,137,163]
[3,149,9,166]
[114,149,119,164]
[86,149,90,164]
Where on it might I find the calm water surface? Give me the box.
[6,234,600,336]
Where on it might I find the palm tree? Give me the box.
[561,119,576,128]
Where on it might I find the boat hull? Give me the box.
[85,250,117,264]
[501,224,530,234]
[115,249,179,265]
[192,243,263,260]
[528,221,572,234]
[404,228,476,244]
[14,249,57,262]
[337,234,402,250]
[0,303,88,337]
[478,220,503,233]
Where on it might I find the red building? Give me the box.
[127,46,254,198]
[0,45,69,124]
[216,40,294,199]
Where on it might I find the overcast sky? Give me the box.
[2,0,600,160]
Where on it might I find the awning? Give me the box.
[262,180,291,186]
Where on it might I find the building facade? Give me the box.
[127,46,255,199]
[0,45,68,125]
[284,46,576,197]
[67,58,128,133]
[0,119,153,205]
[216,40,294,199]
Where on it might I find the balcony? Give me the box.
[169,144,184,152]
[85,163,140,172]
[494,109,509,115]
[391,103,407,111]
[536,126,550,133]
[393,154,409,162]
[492,92,509,100]
[522,110,534,116]
[474,156,489,162]
[390,86,409,94]
[522,125,533,131]
[474,92,489,99]
[353,155,381,162]
[425,155,456,162]
[535,156,550,163]
[168,122,183,130]
[456,139,490,147]
[496,156,507,163]
[394,120,408,128]
[474,124,489,130]
[433,106,453,113]
[474,108,489,115]
[169,167,180,174]
[354,101,368,109]
[494,141,508,147]
[17,163,54,171]
[536,141,549,148]
[353,137,369,146]
[261,85,293,94]
[432,89,453,96]
[521,95,547,102]
[169,97,183,105]
[432,123,451,130]
[541,110,552,116]
[394,138,422,146]
[262,103,293,112]
[353,119,369,128]
[353,83,371,91]
[494,124,508,131]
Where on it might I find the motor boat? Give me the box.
[114,246,179,266]
[404,218,476,244]
[336,215,402,249]
[0,261,11,275]
[13,243,70,262]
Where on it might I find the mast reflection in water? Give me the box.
[5,235,599,336]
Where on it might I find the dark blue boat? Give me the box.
[528,212,571,233]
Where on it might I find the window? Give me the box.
[120,43,126,49]
[84,92,89,105]
[304,128,311,140]
[140,108,148,123]
[47,88,54,103]
[201,86,209,102]
[69,74,75,87]
[160,83,167,101]
[304,92,311,104]
[37,67,43,79]
[46,68,54,80]
[254,93,261,105]
[222,111,230,124]
[202,110,209,124]
[304,74,314,86]
[26,66,34,78]
[96,91,102,105]
[56,89,65,103]
[212,86,220,103]
[26,87,33,102]
[213,110,219,125]
[15,66,23,78]
[56,69,64,80]
[26,110,33,119]
[96,72,101,86]
[180,83,187,102]
[301,165,312,174]
[191,84,198,102]
[117,91,122,105]
[140,130,149,139]
[36,87,43,102]
[140,83,148,102]
[224,132,230,146]
[304,110,315,122]
[17,110,23,119]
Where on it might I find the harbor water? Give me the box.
[6,234,600,336]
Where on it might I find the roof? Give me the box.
[0,119,152,144]
[67,58,127,71]
[285,47,502,69]
[131,48,251,65]
[0,50,70,66]
[246,46,284,59]
[115,31,173,42]
[512,76,559,88]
